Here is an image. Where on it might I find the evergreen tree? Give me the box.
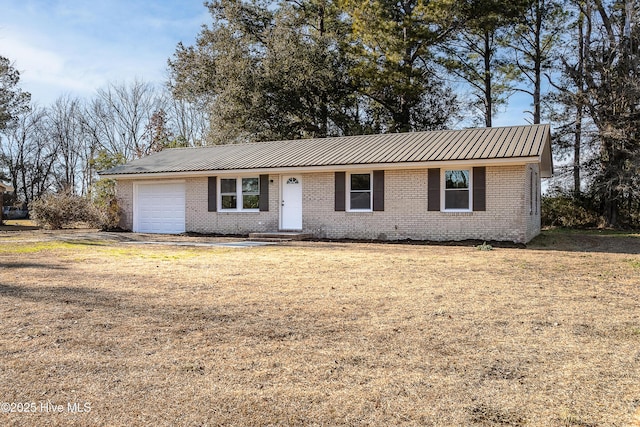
[439,0,527,127]
[169,0,359,143]
[341,0,460,132]
[0,56,31,132]
[509,0,567,124]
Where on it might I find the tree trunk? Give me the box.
[573,106,582,195]
[573,7,585,196]
[394,96,412,133]
[317,1,328,137]
[604,193,619,227]
[602,139,622,227]
[393,15,414,133]
[484,31,492,128]
[533,0,542,124]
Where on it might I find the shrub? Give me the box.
[476,242,493,251]
[30,191,98,229]
[92,194,121,231]
[541,192,602,228]
[30,190,120,230]
[91,179,121,230]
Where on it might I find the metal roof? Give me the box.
[100,124,553,177]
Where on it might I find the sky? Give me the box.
[0,0,209,106]
[0,0,533,127]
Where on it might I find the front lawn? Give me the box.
[0,231,639,426]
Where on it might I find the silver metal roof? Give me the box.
[100,124,553,177]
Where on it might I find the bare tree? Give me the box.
[88,80,166,160]
[165,95,210,146]
[0,106,58,206]
[553,0,640,225]
[48,96,92,193]
[580,0,640,226]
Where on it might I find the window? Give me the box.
[534,172,539,215]
[219,177,260,211]
[335,171,384,212]
[349,172,372,211]
[529,170,540,215]
[242,177,259,209]
[443,169,471,211]
[529,170,534,215]
[429,167,484,212]
[220,178,237,209]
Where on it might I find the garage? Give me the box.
[134,182,186,234]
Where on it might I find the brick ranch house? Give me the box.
[99,124,553,243]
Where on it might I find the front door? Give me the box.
[281,175,303,230]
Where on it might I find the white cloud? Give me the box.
[2,27,100,103]
[3,35,65,76]
[0,0,208,105]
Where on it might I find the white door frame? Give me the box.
[280,174,303,230]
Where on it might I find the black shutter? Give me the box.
[473,167,486,211]
[208,176,217,212]
[373,170,384,211]
[259,174,269,211]
[335,172,345,211]
[427,168,440,211]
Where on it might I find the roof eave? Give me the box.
[539,129,554,178]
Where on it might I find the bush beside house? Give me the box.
[30,190,120,230]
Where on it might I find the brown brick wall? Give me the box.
[301,166,528,242]
[115,165,541,243]
[185,176,280,234]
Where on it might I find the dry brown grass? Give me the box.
[0,229,639,426]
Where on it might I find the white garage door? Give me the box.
[134,182,186,234]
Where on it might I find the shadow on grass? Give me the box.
[0,282,232,325]
[0,224,40,231]
[528,229,640,255]
[0,282,130,313]
[1,262,68,270]
[60,240,110,247]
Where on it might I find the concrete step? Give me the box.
[248,232,313,242]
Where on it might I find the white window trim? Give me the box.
[347,171,373,212]
[218,176,260,212]
[441,168,473,212]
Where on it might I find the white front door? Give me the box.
[281,175,302,230]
